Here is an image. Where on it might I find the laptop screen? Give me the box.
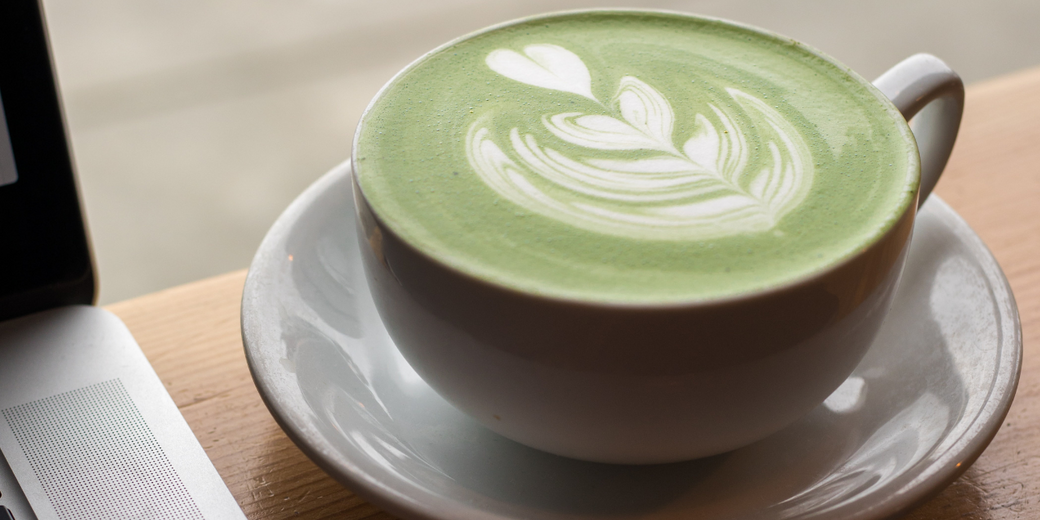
[0,93,16,188]
[0,0,94,320]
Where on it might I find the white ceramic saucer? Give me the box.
[242,162,1021,520]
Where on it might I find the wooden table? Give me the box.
[105,67,1040,519]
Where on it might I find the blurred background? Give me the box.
[39,0,1040,304]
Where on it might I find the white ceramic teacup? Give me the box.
[351,12,964,464]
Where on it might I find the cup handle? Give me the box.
[872,54,964,207]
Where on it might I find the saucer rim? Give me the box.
[242,161,1022,520]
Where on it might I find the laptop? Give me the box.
[0,2,247,519]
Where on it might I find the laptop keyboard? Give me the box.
[2,379,202,520]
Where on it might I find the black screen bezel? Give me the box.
[0,0,95,320]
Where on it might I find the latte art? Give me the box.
[468,44,813,240]
[354,12,915,302]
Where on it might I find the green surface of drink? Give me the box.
[354,11,918,303]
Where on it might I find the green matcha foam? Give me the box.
[354,11,918,303]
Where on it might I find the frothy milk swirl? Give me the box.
[355,12,916,303]
[466,44,814,240]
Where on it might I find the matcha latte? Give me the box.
[354,11,918,303]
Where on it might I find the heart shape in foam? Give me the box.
[486,44,596,102]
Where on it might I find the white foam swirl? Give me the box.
[471,44,814,240]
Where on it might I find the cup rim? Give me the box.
[351,8,921,311]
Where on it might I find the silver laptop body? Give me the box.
[0,307,246,520]
[0,1,247,518]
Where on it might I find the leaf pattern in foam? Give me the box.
[682,106,750,183]
[486,44,596,102]
[468,44,815,240]
[543,113,668,151]
[726,87,812,216]
[683,114,722,172]
[709,104,750,183]
[510,131,724,201]
[616,76,676,151]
